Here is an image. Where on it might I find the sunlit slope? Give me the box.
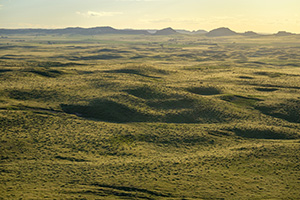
[1,35,300,199]
[1,60,299,137]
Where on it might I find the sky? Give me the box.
[0,0,299,33]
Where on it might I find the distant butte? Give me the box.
[206,27,238,37]
[274,31,294,36]
[242,31,259,36]
[154,27,178,35]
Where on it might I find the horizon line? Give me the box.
[0,26,299,35]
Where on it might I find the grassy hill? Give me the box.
[0,34,300,199]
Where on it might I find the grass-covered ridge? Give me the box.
[0,34,300,199]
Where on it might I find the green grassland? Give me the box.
[1,34,300,199]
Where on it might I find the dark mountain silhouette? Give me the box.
[0,26,150,35]
[242,31,259,36]
[274,31,294,36]
[121,29,151,35]
[154,27,178,35]
[0,26,297,37]
[206,27,238,37]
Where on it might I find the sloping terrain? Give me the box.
[0,34,300,199]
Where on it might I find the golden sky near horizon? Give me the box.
[0,0,299,33]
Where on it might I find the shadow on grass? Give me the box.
[125,86,172,99]
[230,128,299,139]
[105,66,169,79]
[220,94,262,107]
[60,96,227,124]
[61,99,148,123]
[90,183,170,198]
[187,86,222,95]
[239,76,254,79]
[66,183,171,199]
[255,87,278,92]
[8,89,60,100]
[0,69,13,73]
[27,68,65,78]
[105,69,160,79]
[71,54,123,60]
[91,48,130,54]
[0,55,25,60]
[255,99,300,123]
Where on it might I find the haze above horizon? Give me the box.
[0,0,299,34]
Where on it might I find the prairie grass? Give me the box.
[0,34,300,199]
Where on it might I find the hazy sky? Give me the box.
[0,0,299,33]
